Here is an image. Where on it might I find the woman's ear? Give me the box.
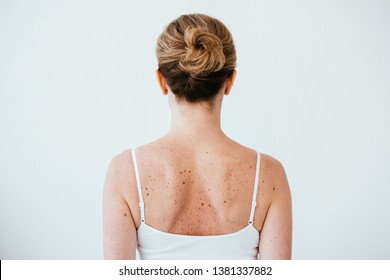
[156,70,169,95]
[224,69,237,95]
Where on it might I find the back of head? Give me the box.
[156,14,236,103]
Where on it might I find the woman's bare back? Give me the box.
[104,134,291,259]
[123,136,274,236]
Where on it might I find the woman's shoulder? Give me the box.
[259,153,290,202]
[221,139,289,188]
[107,141,162,173]
[107,149,133,173]
[260,153,287,179]
[110,148,132,163]
[104,149,135,195]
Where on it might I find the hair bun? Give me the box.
[179,27,225,75]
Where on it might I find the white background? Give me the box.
[0,0,389,259]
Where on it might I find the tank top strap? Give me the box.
[131,148,146,223]
[248,152,261,224]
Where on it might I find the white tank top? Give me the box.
[131,149,261,260]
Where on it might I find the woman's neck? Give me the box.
[166,93,226,143]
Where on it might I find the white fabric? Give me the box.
[248,152,261,224]
[131,149,261,260]
[131,149,145,222]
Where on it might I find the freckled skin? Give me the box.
[128,144,273,237]
[104,147,291,259]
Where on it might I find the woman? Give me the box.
[103,14,292,260]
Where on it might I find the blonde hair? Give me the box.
[156,14,236,103]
